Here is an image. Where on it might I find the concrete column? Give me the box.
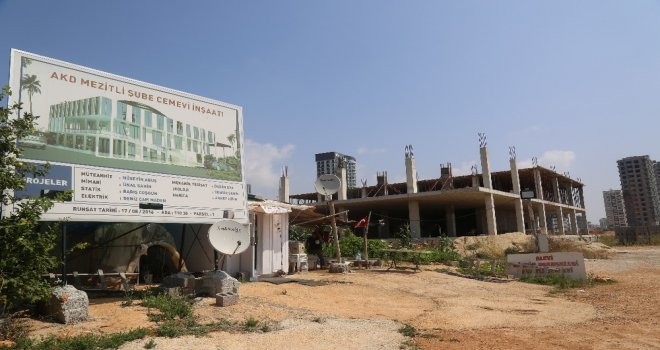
[361,187,368,198]
[534,168,544,200]
[446,205,457,237]
[405,155,418,194]
[336,206,348,221]
[278,167,289,203]
[514,200,525,233]
[408,200,421,238]
[480,147,492,189]
[578,187,585,209]
[567,185,575,206]
[552,177,560,204]
[569,209,578,235]
[336,166,347,201]
[485,194,497,235]
[510,158,525,233]
[537,202,548,235]
[556,207,565,235]
[472,175,480,188]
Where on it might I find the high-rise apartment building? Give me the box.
[617,156,660,226]
[315,152,357,189]
[655,161,660,195]
[602,189,627,228]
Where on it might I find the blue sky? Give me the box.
[2,0,660,222]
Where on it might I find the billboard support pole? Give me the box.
[61,223,67,286]
[178,224,186,271]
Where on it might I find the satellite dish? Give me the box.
[207,220,251,255]
[314,174,341,196]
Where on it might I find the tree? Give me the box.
[0,86,59,315]
[227,133,236,155]
[20,74,41,115]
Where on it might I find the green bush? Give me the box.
[141,294,193,321]
[322,233,390,259]
[14,328,149,350]
[416,249,462,265]
[398,324,417,337]
[1,86,62,314]
[289,226,313,243]
[457,259,505,276]
[519,274,589,289]
[396,224,413,248]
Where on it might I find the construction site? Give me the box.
[290,139,588,239]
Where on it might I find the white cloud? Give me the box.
[451,160,479,176]
[244,139,295,198]
[356,146,388,155]
[518,150,576,172]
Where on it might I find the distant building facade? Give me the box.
[617,156,660,226]
[602,189,628,228]
[315,152,357,189]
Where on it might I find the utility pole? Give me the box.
[329,199,341,262]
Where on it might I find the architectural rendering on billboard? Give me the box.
[8,49,247,223]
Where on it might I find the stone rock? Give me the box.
[329,262,351,273]
[44,285,88,324]
[197,270,240,296]
[162,272,197,288]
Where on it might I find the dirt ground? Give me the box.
[25,245,660,350]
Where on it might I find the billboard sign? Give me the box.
[8,49,247,223]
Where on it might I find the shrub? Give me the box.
[396,224,413,248]
[142,294,193,322]
[13,328,149,350]
[244,317,259,331]
[321,233,390,259]
[1,86,63,314]
[398,324,417,337]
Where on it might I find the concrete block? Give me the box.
[45,285,88,324]
[215,292,239,307]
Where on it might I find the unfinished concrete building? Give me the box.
[289,140,587,238]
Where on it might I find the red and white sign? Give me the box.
[506,252,587,280]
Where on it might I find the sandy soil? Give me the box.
[23,245,660,350]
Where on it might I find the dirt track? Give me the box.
[27,246,660,349]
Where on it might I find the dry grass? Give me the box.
[452,233,612,260]
[548,238,612,259]
[453,232,534,259]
